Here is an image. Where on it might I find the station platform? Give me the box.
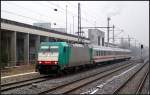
[1,64,36,78]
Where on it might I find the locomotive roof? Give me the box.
[40,42,131,52]
[91,45,131,52]
[40,42,68,46]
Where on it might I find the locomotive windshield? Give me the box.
[39,46,58,53]
[40,46,50,52]
[49,46,58,53]
[38,45,59,61]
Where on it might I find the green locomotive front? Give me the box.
[36,42,92,74]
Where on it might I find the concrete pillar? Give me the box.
[55,38,57,42]
[100,37,102,46]
[24,33,29,64]
[10,31,17,66]
[35,35,40,59]
[45,36,49,42]
[0,31,1,63]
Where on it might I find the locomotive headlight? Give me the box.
[54,61,57,64]
[38,61,42,64]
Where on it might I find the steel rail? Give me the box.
[0,61,120,92]
[39,61,134,94]
[1,75,50,92]
[136,69,149,94]
[1,75,48,87]
[113,62,148,94]
[1,60,135,93]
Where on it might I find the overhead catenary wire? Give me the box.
[4,2,54,22]
[1,1,137,46]
[66,1,98,23]
[44,1,98,34]
[2,1,98,29]
[46,1,96,26]
[2,10,49,23]
[2,2,65,28]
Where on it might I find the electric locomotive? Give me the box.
[36,42,131,74]
[36,42,92,74]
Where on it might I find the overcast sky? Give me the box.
[1,1,149,47]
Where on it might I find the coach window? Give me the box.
[102,37,104,46]
[100,51,102,56]
[94,51,96,56]
[98,36,100,46]
[97,51,98,56]
[96,51,97,56]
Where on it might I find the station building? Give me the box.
[1,18,90,67]
[88,29,105,46]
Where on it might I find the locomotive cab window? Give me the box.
[39,46,50,52]
[50,46,58,53]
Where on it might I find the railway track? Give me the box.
[39,61,135,94]
[0,63,106,92]
[136,69,149,94]
[1,59,138,94]
[1,75,50,92]
[113,61,149,94]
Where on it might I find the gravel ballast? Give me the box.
[80,63,143,94]
[69,62,138,94]
[2,61,132,94]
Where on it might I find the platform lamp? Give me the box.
[53,8,58,28]
[54,8,58,11]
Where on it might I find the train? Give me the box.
[36,42,131,74]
